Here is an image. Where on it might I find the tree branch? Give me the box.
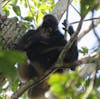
[56,17,84,66]
[51,0,71,21]
[0,17,26,49]
[78,16,100,41]
[11,49,99,99]
[82,70,96,99]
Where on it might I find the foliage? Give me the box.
[48,72,83,98]
[48,71,100,99]
[80,0,100,17]
[0,50,26,79]
[0,50,26,98]
[79,47,88,55]
[2,0,55,27]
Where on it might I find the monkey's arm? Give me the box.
[14,30,35,51]
[15,29,49,51]
[64,25,78,70]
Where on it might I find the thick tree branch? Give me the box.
[0,17,26,49]
[51,0,71,21]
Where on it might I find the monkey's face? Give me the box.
[42,14,58,32]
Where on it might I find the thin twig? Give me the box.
[26,0,34,17]
[70,3,81,16]
[78,17,100,41]
[92,11,100,42]
[70,17,100,25]
[2,0,11,8]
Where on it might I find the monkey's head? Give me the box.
[42,14,58,32]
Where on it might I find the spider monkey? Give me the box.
[15,14,78,98]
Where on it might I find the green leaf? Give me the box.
[25,0,28,8]
[20,0,25,4]
[11,0,18,6]
[95,76,100,87]
[73,0,78,4]
[48,73,68,85]
[11,79,19,91]
[51,84,66,95]
[0,96,3,99]
[12,5,21,16]
[80,0,96,16]
[3,6,10,16]
[23,16,33,21]
[0,50,26,79]
[33,0,39,6]
[19,22,31,30]
[79,47,88,55]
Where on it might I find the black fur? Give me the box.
[15,14,78,77]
